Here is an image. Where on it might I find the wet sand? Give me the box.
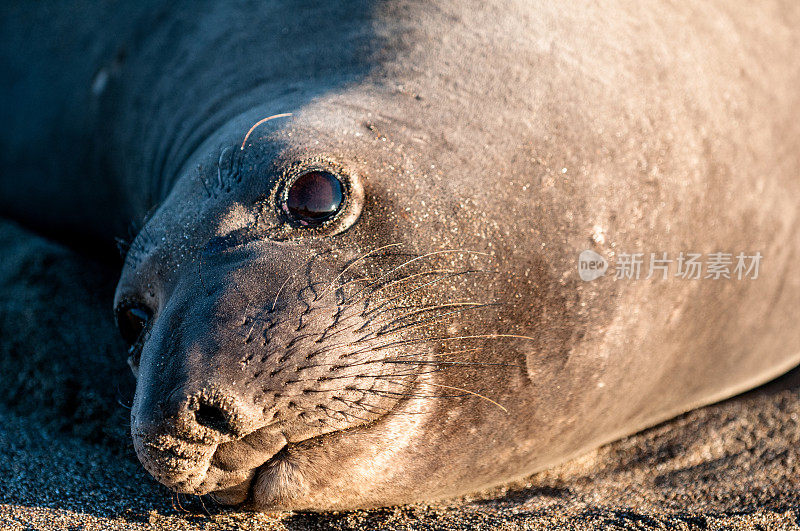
[1,217,799,530]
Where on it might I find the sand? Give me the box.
[1,216,800,530]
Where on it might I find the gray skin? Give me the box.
[2,0,800,511]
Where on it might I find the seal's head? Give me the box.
[111,106,551,510]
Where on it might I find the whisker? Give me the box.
[387,379,509,413]
[374,303,500,337]
[360,270,488,320]
[290,350,497,374]
[321,298,431,337]
[316,243,403,301]
[364,388,461,400]
[240,113,293,150]
[196,495,212,516]
[172,492,188,513]
[270,271,297,312]
[366,302,486,330]
[347,268,455,305]
[365,248,492,289]
[370,346,487,361]
[379,358,524,369]
[336,276,377,290]
[285,297,423,337]
[292,327,532,363]
[291,377,416,394]
[345,333,538,358]
[348,304,429,329]
[316,404,371,423]
[289,369,432,384]
[331,396,396,415]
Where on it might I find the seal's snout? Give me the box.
[134,381,251,443]
[131,383,266,497]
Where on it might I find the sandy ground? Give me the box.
[1,216,800,530]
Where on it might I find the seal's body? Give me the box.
[2,0,799,511]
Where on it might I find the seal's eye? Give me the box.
[116,305,152,347]
[285,170,344,226]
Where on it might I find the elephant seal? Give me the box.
[1,0,800,511]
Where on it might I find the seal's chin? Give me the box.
[208,475,255,505]
[133,436,253,500]
[134,428,301,506]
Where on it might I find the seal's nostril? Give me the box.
[195,402,233,435]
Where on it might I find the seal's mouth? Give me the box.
[138,429,324,509]
[135,425,290,503]
[137,374,422,507]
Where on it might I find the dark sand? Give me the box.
[1,217,800,530]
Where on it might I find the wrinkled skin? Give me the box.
[1,0,800,511]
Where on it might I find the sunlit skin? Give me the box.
[1,0,798,512]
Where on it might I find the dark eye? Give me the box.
[284,170,344,226]
[116,305,152,347]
